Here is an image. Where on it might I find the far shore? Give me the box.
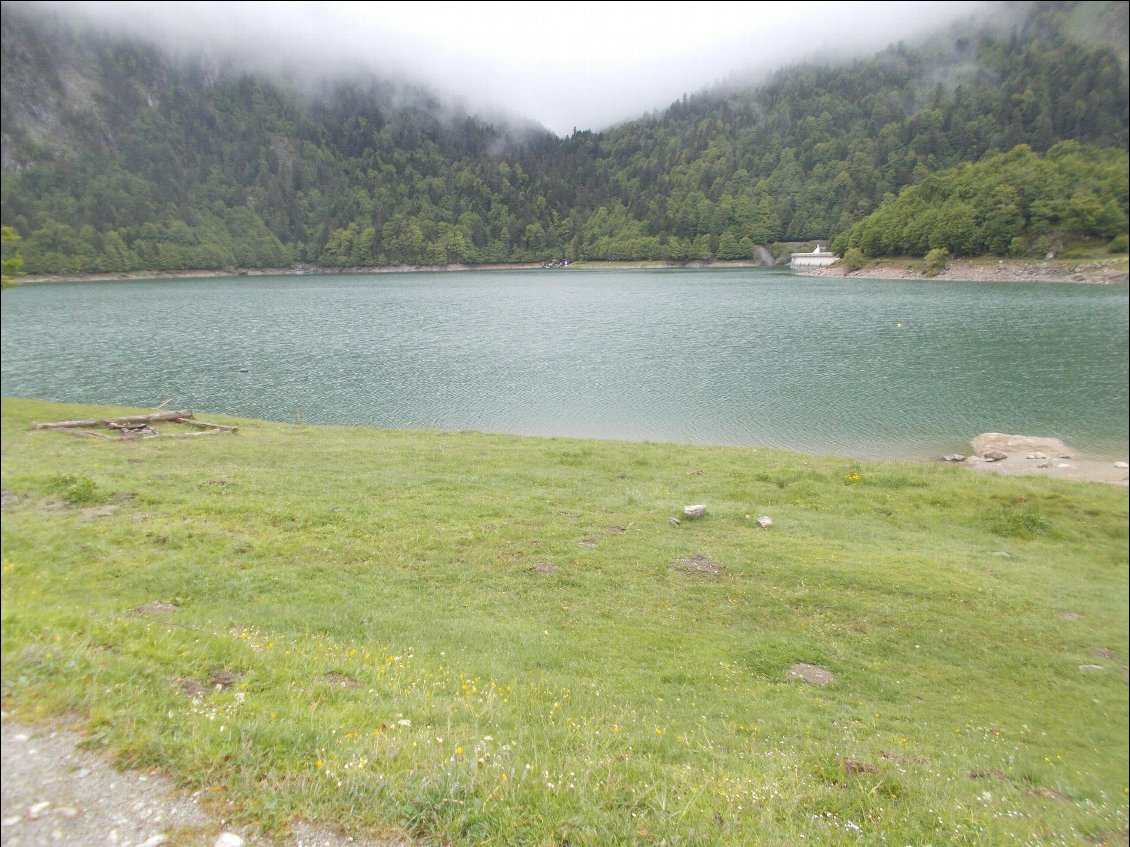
[16,254,1127,285]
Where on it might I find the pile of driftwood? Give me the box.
[32,408,237,440]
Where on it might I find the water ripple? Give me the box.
[2,269,1127,459]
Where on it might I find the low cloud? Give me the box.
[21,0,994,134]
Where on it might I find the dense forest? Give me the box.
[833,142,1129,257]
[1,1,1127,274]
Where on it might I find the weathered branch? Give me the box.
[55,428,115,439]
[171,417,238,432]
[140,429,229,439]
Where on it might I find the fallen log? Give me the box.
[32,409,193,430]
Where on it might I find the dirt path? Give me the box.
[0,715,404,847]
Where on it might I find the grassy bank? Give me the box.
[1,398,1127,846]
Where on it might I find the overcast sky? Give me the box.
[40,1,992,135]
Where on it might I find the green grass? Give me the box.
[2,397,1127,846]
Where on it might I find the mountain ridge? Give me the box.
[2,0,1126,274]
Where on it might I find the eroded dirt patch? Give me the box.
[129,601,177,616]
[786,663,835,686]
[672,553,721,576]
[208,669,241,690]
[320,672,361,689]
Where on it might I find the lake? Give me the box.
[2,268,1127,460]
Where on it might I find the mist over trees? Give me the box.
[1,1,1127,274]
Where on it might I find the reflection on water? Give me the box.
[2,268,1127,459]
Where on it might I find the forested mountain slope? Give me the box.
[1,1,1126,273]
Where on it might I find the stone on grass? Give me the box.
[940,454,967,462]
[683,504,706,519]
[214,834,245,847]
[668,517,680,526]
[787,663,836,686]
[756,515,773,529]
[1115,461,1129,469]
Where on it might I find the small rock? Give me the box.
[138,836,168,847]
[940,453,966,462]
[1115,461,1129,469]
[668,517,680,526]
[982,451,1008,462]
[214,834,245,847]
[2,817,22,827]
[1078,664,1104,672]
[756,515,773,528]
[54,807,79,819]
[27,802,50,820]
[1036,461,1051,468]
[1026,452,1048,460]
[1055,463,1074,469]
[683,504,706,519]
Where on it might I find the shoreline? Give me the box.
[14,258,766,285]
[796,255,1129,285]
[4,396,1126,486]
[11,255,1129,285]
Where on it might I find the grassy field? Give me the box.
[1,397,1127,846]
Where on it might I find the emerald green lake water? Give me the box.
[2,268,1127,459]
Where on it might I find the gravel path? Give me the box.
[1,716,405,847]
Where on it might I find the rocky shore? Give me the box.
[943,432,1129,487]
[798,256,1129,285]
